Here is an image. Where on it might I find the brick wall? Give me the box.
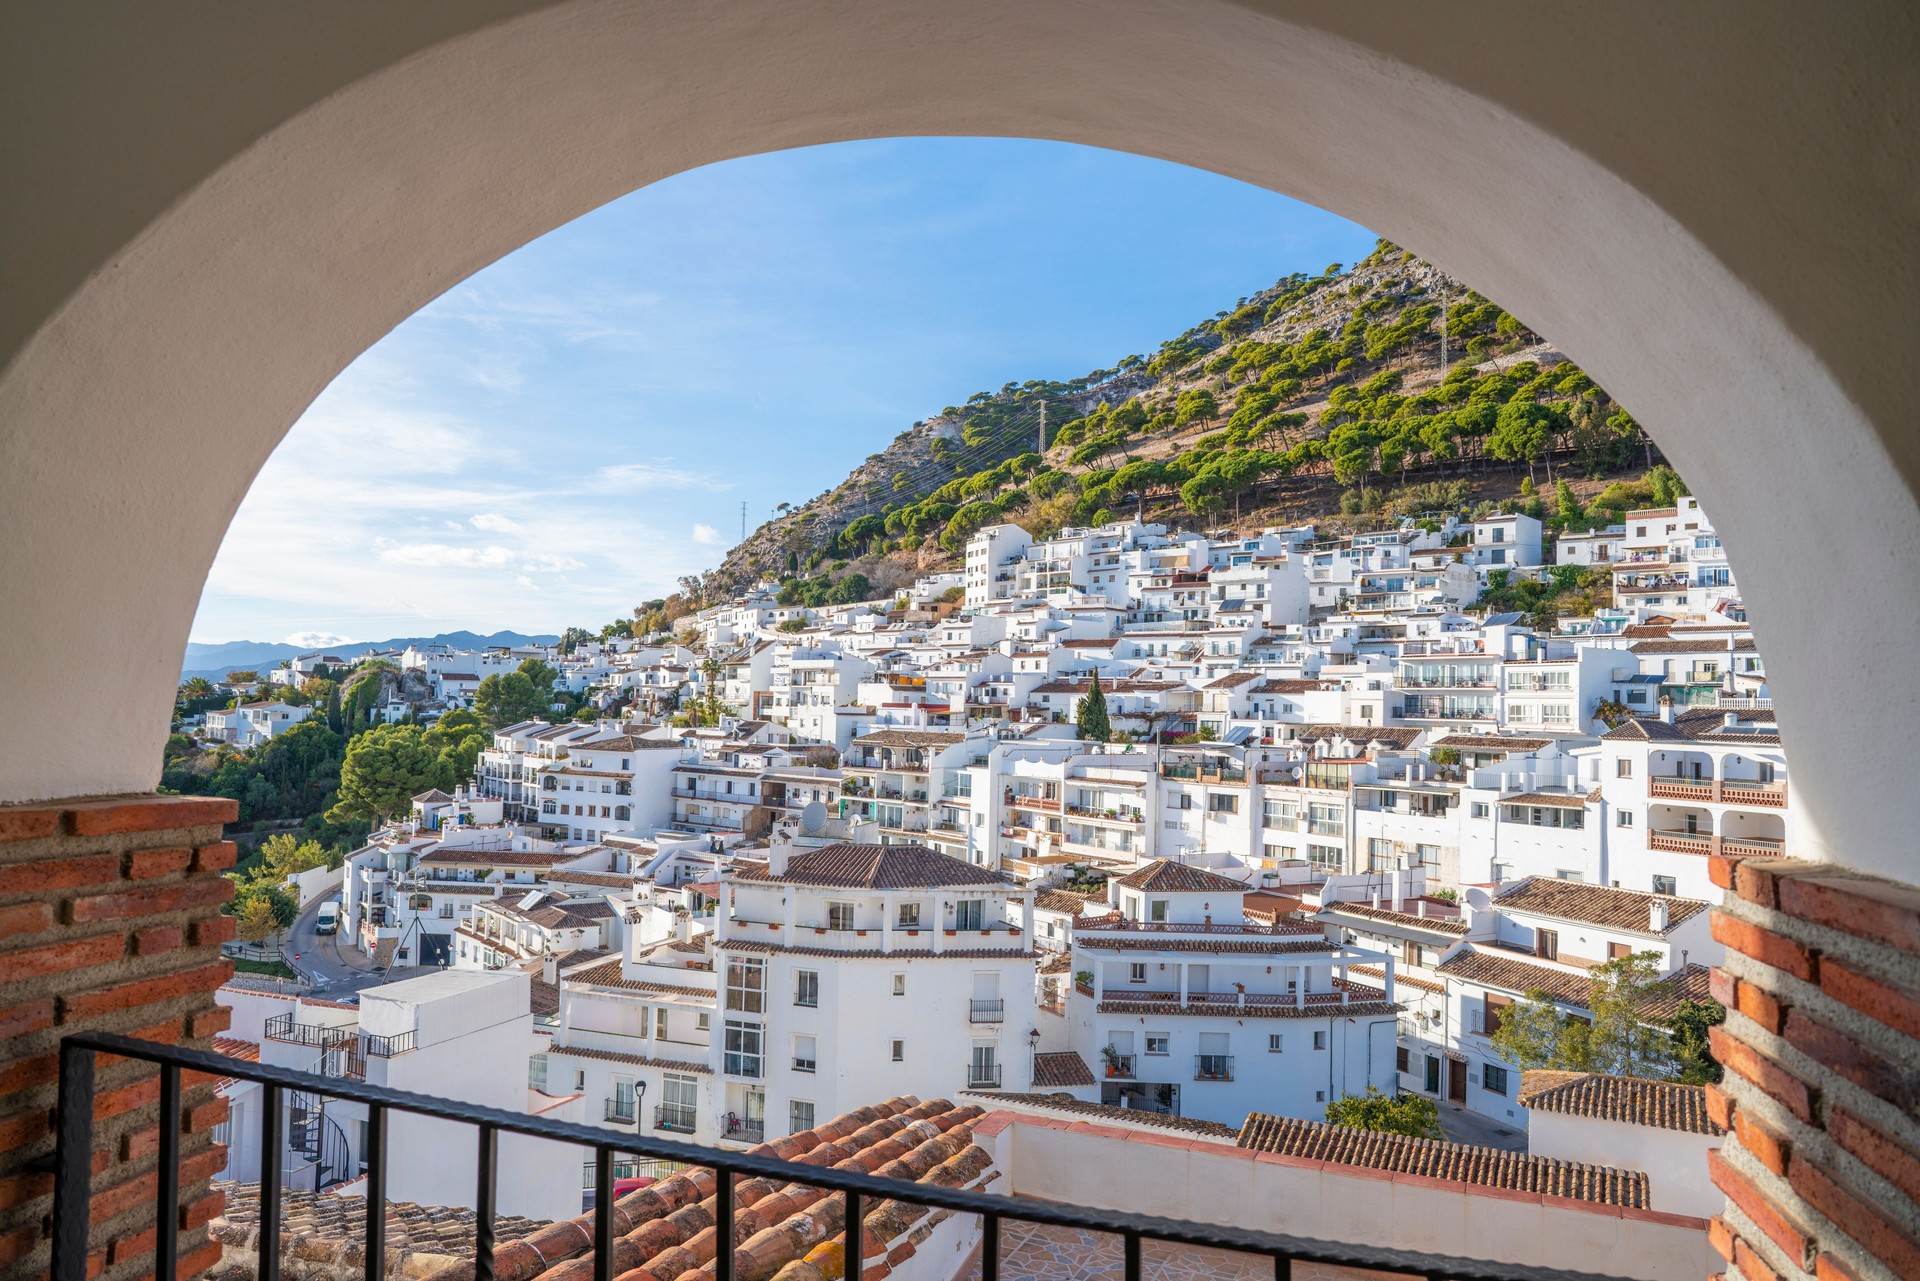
[0,794,240,1281]
[1707,853,1920,1281]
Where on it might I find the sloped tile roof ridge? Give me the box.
[1517,1070,1726,1136]
[1319,901,1470,935]
[1235,1112,1652,1207]
[733,842,1009,889]
[1031,1050,1099,1088]
[1114,859,1249,894]
[1495,875,1710,933]
[962,1091,1236,1137]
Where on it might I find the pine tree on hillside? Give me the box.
[1077,672,1112,742]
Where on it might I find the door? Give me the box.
[1424,1055,1440,1094]
[1448,1058,1467,1103]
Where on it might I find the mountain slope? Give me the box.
[180,629,560,679]
[708,241,1657,598]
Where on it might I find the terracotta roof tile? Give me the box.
[1113,860,1248,895]
[1496,876,1710,934]
[1518,1070,1726,1136]
[1317,902,1469,936]
[733,843,1009,890]
[1235,1113,1651,1208]
[1030,1051,1098,1089]
[966,1092,1236,1138]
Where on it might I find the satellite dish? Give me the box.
[800,801,828,835]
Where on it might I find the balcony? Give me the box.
[966,1061,1003,1089]
[1006,791,1061,812]
[1649,775,1788,806]
[263,1013,354,1050]
[722,1115,765,1144]
[1650,830,1787,858]
[1159,763,1247,784]
[604,1097,638,1125]
[1099,1053,1137,1080]
[969,998,1005,1023]
[1194,1054,1234,1082]
[653,1103,697,1134]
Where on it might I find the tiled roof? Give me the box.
[1318,902,1469,936]
[1097,997,1401,1020]
[544,1042,712,1075]
[1432,734,1553,753]
[418,848,573,867]
[1496,876,1710,934]
[208,1037,259,1092]
[1601,715,1782,746]
[1234,1113,1651,1208]
[1113,860,1248,895]
[733,842,1009,889]
[1034,888,1103,916]
[1291,725,1424,748]
[1518,1070,1726,1136]
[1030,1051,1098,1088]
[1249,678,1340,694]
[564,958,714,997]
[850,729,964,747]
[1349,963,1445,995]
[966,1092,1236,1138]
[212,1180,552,1266]
[1499,791,1591,810]
[543,869,635,889]
[1437,949,1595,1006]
[1076,937,1330,955]
[722,940,1035,961]
[1636,963,1715,1021]
[1627,638,1757,655]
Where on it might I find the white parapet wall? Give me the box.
[972,1107,1714,1281]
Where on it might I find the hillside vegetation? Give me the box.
[708,241,1670,601]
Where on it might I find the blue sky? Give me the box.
[192,138,1375,645]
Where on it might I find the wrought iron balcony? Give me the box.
[966,1061,1003,1089]
[604,1097,638,1124]
[969,998,1005,1023]
[49,1032,1619,1281]
[1194,1054,1234,1082]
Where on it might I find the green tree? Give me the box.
[1587,950,1672,1077]
[1324,1086,1444,1140]
[1667,999,1727,1085]
[424,708,490,782]
[473,671,549,728]
[1076,672,1112,742]
[326,723,452,824]
[1489,988,1595,1073]
[517,657,560,692]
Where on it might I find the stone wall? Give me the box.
[0,794,240,1281]
[1707,853,1920,1281]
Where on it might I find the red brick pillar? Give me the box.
[0,795,240,1281]
[1707,854,1920,1281]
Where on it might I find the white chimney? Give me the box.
[1650,898,1670,932]
[1416,900,1428,918]
[542,954,557,985]
[1725,712,1739,728]
[1659,695,1675,724]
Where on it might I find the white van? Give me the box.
[315,901,340,935]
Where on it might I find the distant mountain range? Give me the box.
[179,630,560,680]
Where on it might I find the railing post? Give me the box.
[157,1062,180,1281]
[50,1040,96,1281]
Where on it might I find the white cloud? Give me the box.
[285,631,351,648]
[594,462,732,491]
[691,523,725,546]
[470,513,523,533]
[520,553,586,573]
[374,540,517,569]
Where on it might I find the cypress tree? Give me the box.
[1077,672,1112,742]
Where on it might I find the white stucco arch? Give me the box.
[2,2,1914,880]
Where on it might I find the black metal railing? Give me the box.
[362,1028,416,1058]
[723,1115,765,1144]
[969,998,1005,1023]
[966,1061,1003,1089]
[50,1032,1631,1281]
[1194,1055,1234,1082]
[653,1103,696,1134]
[263,1013,353,1049]
[604,1098,637,1124]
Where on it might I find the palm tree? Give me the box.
[180,676,213,701]
[1592,697,1633,730]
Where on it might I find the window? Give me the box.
[790,1099,815,1134]
[1268,1034,1284,1053]
[725,958,766,1013]
[897,902,921,928]
[1148,899,1169,922]
[793,1034,817,1072]
[954,899,985,930]
[891,1039,905,1062]
[1470,802,1490,819]
[1607,942,1634,961]
[1208,793,1238,814]
[723,1020,764,1077]
[1484,994,1512,1037]
[1484,1064,1509,1095]
[1617,810,1635,827]
[1128,963,1147,984]
[1396,1047,1410,1074]
[696,1012,710,1032]
[1652,874,1678,896]
[1145,1034,1169,1055]
[1367,838,1396,873]
[660,1072,698,1130]
[1535,929,1559,961]
[1307,844,1342,873]
[828,901,855,931]
[891,973,906,997]
[655,1008,669,1039]
[795,969,819,1007]
[1312,1031,1327,1050]
[1616,758,1633,778]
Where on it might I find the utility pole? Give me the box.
[740,501,747,542]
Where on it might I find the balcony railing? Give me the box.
[1649,776,1788,806]
[604,1098,637,1124]
[1100,1053,1137,1079]
[263,1013,354,1049]
[969,999,1005,1023]
[1194,1055,1234,1082]
[966,1061,1003,1089]
[723,1115,765,1144]
[49,1033,1609,1281]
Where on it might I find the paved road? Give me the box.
[282,894,433,995]
[1436,1100,1528,1152]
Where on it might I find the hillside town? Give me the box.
[197,494,1762,1269]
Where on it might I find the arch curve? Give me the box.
[1,2,1914,879]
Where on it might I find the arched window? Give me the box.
[614,805,631,822]
[542,775,558,791]
[542,799,557,815]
